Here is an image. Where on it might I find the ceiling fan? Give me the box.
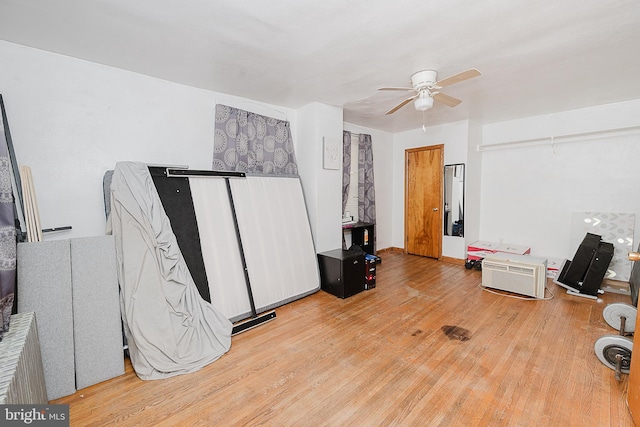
[379,68,481,115]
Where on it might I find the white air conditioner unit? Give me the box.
[482,253,547,299]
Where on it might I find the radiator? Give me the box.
[0,312,48,404]
[482,253,548,299]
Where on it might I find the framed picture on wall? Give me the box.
[323,137,340,170]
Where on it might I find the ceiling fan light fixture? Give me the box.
[410,70,437,89]
[414,93,434,111]
[380,68,479,115]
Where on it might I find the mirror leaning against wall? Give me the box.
[444,163,465,237]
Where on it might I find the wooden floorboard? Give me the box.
[53,252,635,426]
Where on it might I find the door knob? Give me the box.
[433,207,439,211]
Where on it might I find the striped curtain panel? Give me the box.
[358,133,376,224]
[213,105,298,176]
[0,96,17,341]
[342,131,351,215]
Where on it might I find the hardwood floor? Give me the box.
[54,251,634,426]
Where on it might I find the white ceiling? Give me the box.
[1,0,640,133]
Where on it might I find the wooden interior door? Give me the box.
[405,145,443,258]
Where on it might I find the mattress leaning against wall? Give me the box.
[189,174,321,321]
[229,175,320,313]
[106,162,321,379]
[188,177,252,321]
[107,162,232,380]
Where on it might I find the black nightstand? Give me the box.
[317,249,365,298]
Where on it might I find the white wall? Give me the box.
[296,102,343,253]
[0,40,299,240]
[480,99,640,259]
[343,123,393,251]
[392,121,471,258]
[465,120,483,246]
[7,39,640,266]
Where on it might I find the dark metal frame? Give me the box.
[163,168,276,335]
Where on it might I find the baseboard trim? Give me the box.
[377,247,405,254]
[377,248,465,266]
[441,256,465,266]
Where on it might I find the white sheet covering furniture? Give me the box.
[108,162,232,380]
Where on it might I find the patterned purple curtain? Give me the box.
[213,105,298,175]
[0,96,17,341]
[342,131,351,215]
[358,134,376,224]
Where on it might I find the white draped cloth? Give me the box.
[107,162,232,380]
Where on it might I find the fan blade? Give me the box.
[433,92,462,107]
[435,68,481,88]
[378,86,415,91]
[385,95,417,115]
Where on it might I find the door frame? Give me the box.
[404,144,444,258]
